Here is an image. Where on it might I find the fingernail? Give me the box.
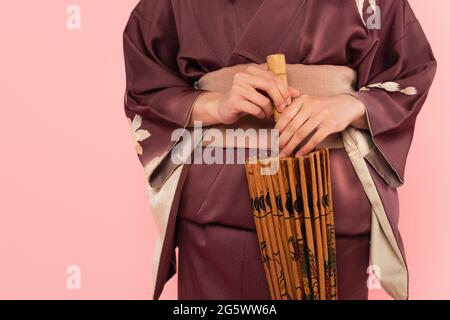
[279,103,286,111]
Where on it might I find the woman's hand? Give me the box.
[189,65,300,126]
[276,94,368,157]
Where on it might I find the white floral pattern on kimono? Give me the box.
[128,114,151,155]
[360,82,418,95]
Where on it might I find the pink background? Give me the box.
[0,1,448,300]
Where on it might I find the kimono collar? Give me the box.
[189,0,306,66]
[228,0,306,65]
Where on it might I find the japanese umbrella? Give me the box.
[244,54,338,300]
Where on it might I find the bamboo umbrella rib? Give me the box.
[324,149,338,299]
[244,163,276,299]
[254,162,288,299]
[314,152,331,299]
[276,160,304,300]
[260,159,295,299]
[319,150,335,299]
[286,158,312,299]
[253,162,283,299]
[307,155,327,300]
[298,157,320,300]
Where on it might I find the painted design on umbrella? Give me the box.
[245,151,337,300]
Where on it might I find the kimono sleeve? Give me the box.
[353,0,437,188]
[123,0,205,186]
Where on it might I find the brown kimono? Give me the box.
[123,0,436,300]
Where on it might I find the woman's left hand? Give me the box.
[276,94,368,157]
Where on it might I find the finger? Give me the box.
[237,84,273,118]
[247,64,282,80]
[272,76,292,107]
[278,107,310,150]
[251,65,301,99]
[296,126,331,156]
[280,114,325,157]
[237,99,267,120]
[275,99,303,133]
[245,67,288,111]
[276,96,310,133]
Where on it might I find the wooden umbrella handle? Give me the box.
[266,54,288,122]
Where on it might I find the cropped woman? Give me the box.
[123,0,436,300]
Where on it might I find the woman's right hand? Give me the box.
[189,65,300,126]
